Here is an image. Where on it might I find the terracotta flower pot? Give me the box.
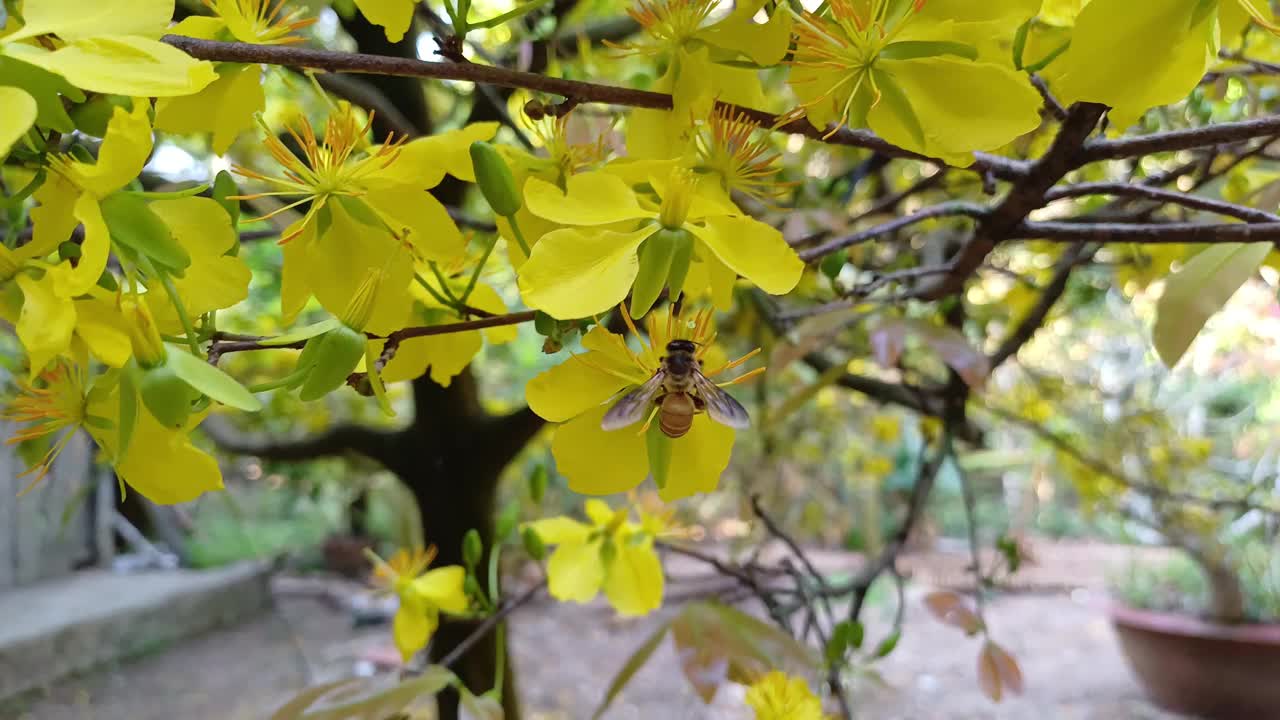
[1110,602,1280,719]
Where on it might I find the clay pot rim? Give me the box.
[1109,600,1280,644]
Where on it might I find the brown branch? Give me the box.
[201,415,402,464]
[160,35,1028,180]
[916,103,1107,300]
[1045,182,1280,223]
[798,201,987,262]
[207,311,537,363]
[1082,114,1280,163]
[1013,219,1280,244]
[988,243,1094,370]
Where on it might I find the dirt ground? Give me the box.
[9,541,1183,720]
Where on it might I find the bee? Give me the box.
[601,339,750,438]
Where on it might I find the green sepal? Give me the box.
[163,342,261,411]
[297,325,366,401]
[645,420,672,490]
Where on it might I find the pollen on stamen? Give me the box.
[606,0,716,55]
[696,107,789,203]
[205,0,316,45]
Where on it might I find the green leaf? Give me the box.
[1011,18,1030,70]
[669,601,820,702]
[270,667,455,720]
[879,40,978,62]
[592,621,672,719]
[0,56,85,133]
[1152,242,1272,367]
[163,343,262,411]
[873,629,901,659]
[872,69,926,151]
[212,170,240,229]
[100,193,191,273]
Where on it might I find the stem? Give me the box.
[414,271,459,308]
[144,258,201,356]
[459,236,497,307]
[428,261,463,307]
[506,214,531,257]
[246,367,311,393]
[492,622,506,702]
[470,0,557,30]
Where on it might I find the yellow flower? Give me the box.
[0,0,216,98]
[239,108,495,333]
[612,0,793,158]
[2,361,92,494]
[693,107,786,205]
[745,671,826,720]
[370,547,470,661]
[524,500,668,616]
[518,167,803,319]
[787,0,1041,165]
[207,0,314,44]
[526,307,759,500]
[869,414,900,443]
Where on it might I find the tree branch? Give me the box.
[160,35,1028,180]
[1045,181,1280,223]
[201,415,402,465]
[798,201,987,262]
[1013,219,1280,244]
[1082,114,1280,163]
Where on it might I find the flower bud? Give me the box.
[122,297,168,369]
[527,465,547,504]
[470,141,522,217]
[462,529,483,569]
[138,363,194,429]
[521,527,546,562]
[297,325,367,401]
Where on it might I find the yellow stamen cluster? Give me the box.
[695,107,785,203]
[372,546,437,592]
[658,168,698,229]
[233,107,405,243]
[609,0,715,55]
[788,0,928,135]
[205,0,315,44]
[525,111,609,180]
[2,362,89,495]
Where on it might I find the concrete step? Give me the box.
[0,561,271,701]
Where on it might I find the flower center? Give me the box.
[695,108,784,202]
[658,168,698,229]
[627,0,715,52]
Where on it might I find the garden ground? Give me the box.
[11,541,1183,720]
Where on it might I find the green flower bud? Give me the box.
[470,141,521,217]
[139,363,194,429]
[57,241,82,262]
[528,465,547,504]
[820,250,847,280]
[521,527,546,562]
[495,501,520,541]
[297,325,367,401]
[462,529,483,569]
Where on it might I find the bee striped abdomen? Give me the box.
[659,392,697,438]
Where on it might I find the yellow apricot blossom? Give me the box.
[524,500,670,616]
[370,547,470,661]
[518,167,802,319]
[1,361,94,494]
[787,0,1041,165]
[745,672,826,720]
[526,308,759,500]
[0,0,216,98]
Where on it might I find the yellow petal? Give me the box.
[154,63,265,154]
[410,566,469,614]
[0,87,37,160]
[14,273,75,377]
[74,297,131,368]
[279,220,313,326]
[658,414,735,501]
[69,101,153,198]
[150,197,238,257]
[552,404,650,495]
[687,216,803,295]
[700,0,793,66]
[1049,0,1213,128]
[7,36,217,98]
[167,16,228,40]
[546,540,606,604]
[517,225,654,320]
[374,122,500,187]
[89,383,225,504]
[602,537,663,616]
[525,516,593,545]
[392,601,436,661]
[303,203,415,335]
[524,172,653,226]
[27,172,80,259]
[584,499,616,526]
[362,186,465,262]
[470,283,516,345]
[5,0,172,41]
[525,350,636,423]
[146,197,249,332]
[47,194,109,298]
[870,57,1043,162]
[353,0,417,42]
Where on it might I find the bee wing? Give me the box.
[601,372,665,431]
[692,372,751,429]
